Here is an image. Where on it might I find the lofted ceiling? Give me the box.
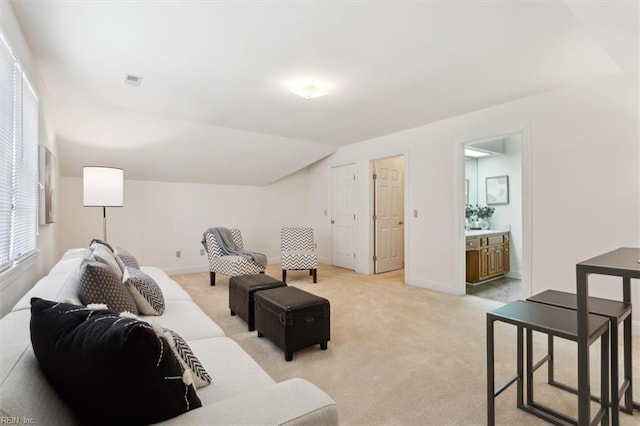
[8,1,636,185]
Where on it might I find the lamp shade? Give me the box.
[83,167,124,207]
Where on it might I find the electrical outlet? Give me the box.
[200,249,205,256]
[176,250,181,258]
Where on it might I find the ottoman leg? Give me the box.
[321,342,328,350]
[282,270,287,282]
[285,352,293,362]
[257,332,264,338]
[312,269,317,283]
[230,309,236,316]
[210,272,216,286]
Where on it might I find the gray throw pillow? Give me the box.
[124,268,165,316]
[90,244,124,280]
[78,261,138,314]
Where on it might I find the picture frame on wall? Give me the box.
[39,145,56,224]
[486,175,509,205]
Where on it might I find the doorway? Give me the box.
[372,156,405,274]
[331,163,356,270]
[463,135,524,303]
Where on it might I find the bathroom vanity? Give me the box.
[465,230,510,284]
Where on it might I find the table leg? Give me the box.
[517,326,523,409]
[622,276,638,412]
[577,268,591,425]
[487,316,495,426]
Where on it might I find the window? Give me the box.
[0,34,39,273]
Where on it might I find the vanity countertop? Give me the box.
[465,229,509,237]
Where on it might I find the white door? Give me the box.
[331,164,356,270]
[374,156,404,273]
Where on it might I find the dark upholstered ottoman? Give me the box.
[229,274,287,331]
[254,286,330,361]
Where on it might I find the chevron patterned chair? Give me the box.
[281,227,318,283]
[204,228,265,286]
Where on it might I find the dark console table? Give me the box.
[576,247,640,424]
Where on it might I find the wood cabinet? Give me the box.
[466,231,510,284]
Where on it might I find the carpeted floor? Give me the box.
[172,264,639,426]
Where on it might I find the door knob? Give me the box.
[398,221,404,225]
[331,220,335,224]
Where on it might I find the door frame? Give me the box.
[370,154,407,275]
[456,124,532,298]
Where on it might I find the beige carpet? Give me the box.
[172,264,640,425]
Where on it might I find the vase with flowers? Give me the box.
[465,205,495,230]
[476,205,495,230]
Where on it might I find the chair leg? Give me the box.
[210,272,216,286]
[309,269,312,275]
[282,270,287,282]
[312,268,317,283]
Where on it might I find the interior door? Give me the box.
[374,156,404,273]
[331,164,356,270]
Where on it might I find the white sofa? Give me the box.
[0,248,338,425]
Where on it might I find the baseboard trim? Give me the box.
[505,271,522,279]
[164,265,209,275]
[406,277,461,295]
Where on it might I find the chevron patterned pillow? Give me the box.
[124,267,165,315]
[116,247,141,269]
[163,327,212,388]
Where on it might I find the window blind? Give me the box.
[0,35,39,272]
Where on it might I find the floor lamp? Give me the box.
[83,166,123,242]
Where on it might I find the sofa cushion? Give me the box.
[164,328,212,388]
[78,261,138,314]
[116,246,141,269]
[29,298,202,425]
[141,267,192,301]
[124,267,165,315]
[186,338,275,403]
[140,299,225,341]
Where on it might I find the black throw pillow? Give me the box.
[30,298,202,425]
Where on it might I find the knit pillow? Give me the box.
[124,267,165,316]
[78,260,138,314]
[116,247,140,269]
[29,298,201,425]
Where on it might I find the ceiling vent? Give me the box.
[124,73,142,87]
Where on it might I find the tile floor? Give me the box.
[466,276,522,303]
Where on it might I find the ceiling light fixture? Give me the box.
[465,148,491,158]
[290,84,328,99]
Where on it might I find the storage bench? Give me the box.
[229,274,287,331]
[254,286,330,361]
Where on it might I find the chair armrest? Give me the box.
[157,378,338,425]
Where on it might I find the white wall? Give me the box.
[0,1,59,317]
[464,159,478,206]
[307,71,639,326]
[57,170,312,274]
[476,136,522,277]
